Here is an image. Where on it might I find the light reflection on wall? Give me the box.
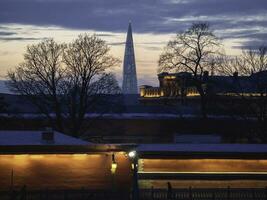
[139,159,267,188]
[140,159,267,172]
[0,153,131,190]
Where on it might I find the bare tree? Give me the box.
[239,47,267,141]
[216,56,242,76]
[158,22,221,117]
[8,39,66,130]
[218,46,267,142]
[7,34,120,136]
[62,34,120,135]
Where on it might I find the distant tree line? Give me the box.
[159,22,267,142]
[216,46,267,142]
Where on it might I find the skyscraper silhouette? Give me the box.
[122,22,138,94]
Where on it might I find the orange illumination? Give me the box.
[140,159,267,173]
[111,163,117,174]
[13,155,28,159]
[164,76,176,80]
[0,153,132,190]
[30,155,44,159]
[72,154,88,160]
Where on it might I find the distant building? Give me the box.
[140,72,199,98]
[122,22,138,94]
[140,71,267,100]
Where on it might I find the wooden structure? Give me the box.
[0,130,134,190]
[137,144,267,189]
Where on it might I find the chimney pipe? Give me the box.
[233,72,238,79]
[203,71,209,81]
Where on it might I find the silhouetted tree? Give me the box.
[8,39,65,130]
[158,22,221,117]
[218,46,267,142]
[62,34,120,135]
[7,34,120,136]
[0,95,8,113]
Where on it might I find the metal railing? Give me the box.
[1,187,267,200]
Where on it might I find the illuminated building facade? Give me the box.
[140,72,199,98]
[140,71,267,99]
[0,130,132,190]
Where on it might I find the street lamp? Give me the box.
[111,153,117,174]
[128,150,139,200]
[128,151,136,158]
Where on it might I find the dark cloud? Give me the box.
[0,0,267,49]
[95,33,117,37]
[0,31,16,36]
[108,42,125,46]
[0,37,47,41]
[143,46,162,51]
[233,40,267,50]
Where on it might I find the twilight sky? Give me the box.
[0,0,267,90]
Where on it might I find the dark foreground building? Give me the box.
[0,130,133,191]
[1,130,267,190]
[2,130,267,199]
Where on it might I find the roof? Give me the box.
[0,130,136,154]
[137,144,267,159]
[0,130,89,146]
[174,134,221,144]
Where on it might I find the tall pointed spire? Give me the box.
[122,22,138,94]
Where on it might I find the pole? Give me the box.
[132,157,139,200]
[11,169,14,190]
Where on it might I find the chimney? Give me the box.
[42,127,54,143]
[203,71,209,81]
[233,72,238,79]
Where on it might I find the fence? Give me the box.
[140,187,267,200]
[1,187,267,200]
[0,188,130,200]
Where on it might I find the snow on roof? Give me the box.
[137,144,267,153]
[174,134,221,144]
[0,130,89,146]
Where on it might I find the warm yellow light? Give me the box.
[111,162,117,174]
[164,76,176,80]
[13,155,28,159]
[140,159,267,173]
[140,88,145,97]
[30,155,44,159]
[131,163,138,170]
[72,154,88,160]
[186,93,200,97]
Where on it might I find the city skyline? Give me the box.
[0,0,267,89]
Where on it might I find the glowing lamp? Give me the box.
[128,151,136,158]
[111,162,117,174]
[111,154,117,174]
